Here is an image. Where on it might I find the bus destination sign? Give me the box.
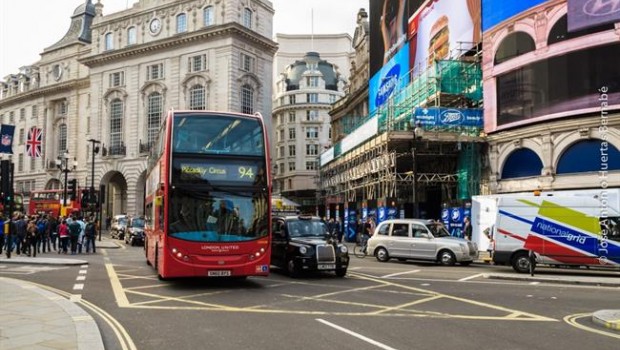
[178,162,258,183]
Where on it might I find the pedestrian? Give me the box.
[105,215,111,230]
[362,217,373,244]
[48,215,59,251]
[0,215,5,254]
[37,216,49,253]
[463,216,472,241]
[84,217,96,254]
[77,216,86,254]
[26,219,38,257]
[335,217,343,243]
[68,216,81,255]
[58,219,69,254]
[355,218,364,244]
[15,215,27,255]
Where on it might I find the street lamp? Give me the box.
[410,120,424,218]
[56,152,77,207]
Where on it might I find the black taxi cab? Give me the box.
[271,215,349,277]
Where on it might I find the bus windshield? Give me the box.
[172,114,265,156]
[168,188,269,242]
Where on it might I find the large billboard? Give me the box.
[408,0,480,77]
[369,42,410,113]
[369,0,426,79]
[482,0,548,32]
[567,0,620,32]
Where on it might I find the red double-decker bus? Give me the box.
[28,189,89,217]
[144,110,271,279]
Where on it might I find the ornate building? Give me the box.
[271,34,352,212]
[0,0,277,217]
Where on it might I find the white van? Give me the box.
[492,190,620,273]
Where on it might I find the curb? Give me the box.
[1,277,105,350]
[483,273,620,287]
[592,310,620,331]
[0,257,88,265]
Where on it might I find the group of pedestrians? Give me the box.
[0,212,98,258]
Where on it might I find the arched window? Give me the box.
[501,148,543,179]
[189,85,205,110]
[548,15,615,45]
[58,123,67,154]
[127,27,137,45]
[109,99,124,149]
[557,140,620,174]
[147,92,162,145]
[204,6,214,26]
[243,8,252,28]
[177,13,187,33]
[105,32,114,50]
[494,32,535,64]
[240,84,254,114]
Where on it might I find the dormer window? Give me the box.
[243,8,252,29]
[177,13,187,33]
[105,32,114,50]
[204,6,214,26]
[127,27,137,45]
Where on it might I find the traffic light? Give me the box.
[81,189,89,207]
[69,179,77,200]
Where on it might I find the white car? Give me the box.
[367,219,478,265]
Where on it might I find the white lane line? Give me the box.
[381,269,420,278]
[79,270,87,274]
[317,319,398,350]
[459,273,484,282]
[76,275,86,281]
[70,294,82,302]
[530,282,540,285]
[80,264,88,268]
[73,284,84,290]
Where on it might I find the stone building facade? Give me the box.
[271,34,353,212]
[0,0,277,217]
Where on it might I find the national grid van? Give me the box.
[491,190,620,273]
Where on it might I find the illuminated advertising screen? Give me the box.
[482,0,548,32]
[567,0,620,32]
[369,42,410,113]
[408,0,481,77]
[369,0,426,79]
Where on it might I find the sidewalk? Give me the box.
[0,277,104,350]
[0,237,120,265]
[483,272,620,287]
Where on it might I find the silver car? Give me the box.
[367,219,478,265]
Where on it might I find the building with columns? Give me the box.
[271,33,353,212]
[481,0,620,193]
[0,0,277,217]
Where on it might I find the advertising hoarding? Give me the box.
[567,0,620,32]
[408,0,480,77]
[412,107,483,128]
[368,43,410,113]
[481,0,548,32]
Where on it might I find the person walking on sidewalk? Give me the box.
[68,217,81,255]
[84,217,96,254]
[76,216,86,254]
[15,215,27,255]
[26,219,38,257]
[48,215,58,251]
[58,219,69,254]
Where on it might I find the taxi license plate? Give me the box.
[208,270,231,277]
[317,264,335,270]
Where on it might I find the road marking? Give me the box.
[73,283,84,290]
[381,269,420,278]
[458,273,484,282]
[81,264,88,268]
[564,313,620,339]
[369,295,443,315]
[106,264,131,307]
[76,275,86,281]
[317,318,399,350]
[529,282,540,285]
[79,270,87,274]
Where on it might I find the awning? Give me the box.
[272,195,301,210]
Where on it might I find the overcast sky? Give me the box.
[0,0,369,79]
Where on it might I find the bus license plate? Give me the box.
[208,270,231,277]
[317,264,335,270]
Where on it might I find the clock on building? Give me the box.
[149,18,161,35]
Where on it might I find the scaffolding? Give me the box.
[320,53,484,218]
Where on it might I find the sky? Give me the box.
[0,0,369,79]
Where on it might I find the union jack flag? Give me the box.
[26,126,43,158]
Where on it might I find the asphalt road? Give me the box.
[2,240,619,350]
